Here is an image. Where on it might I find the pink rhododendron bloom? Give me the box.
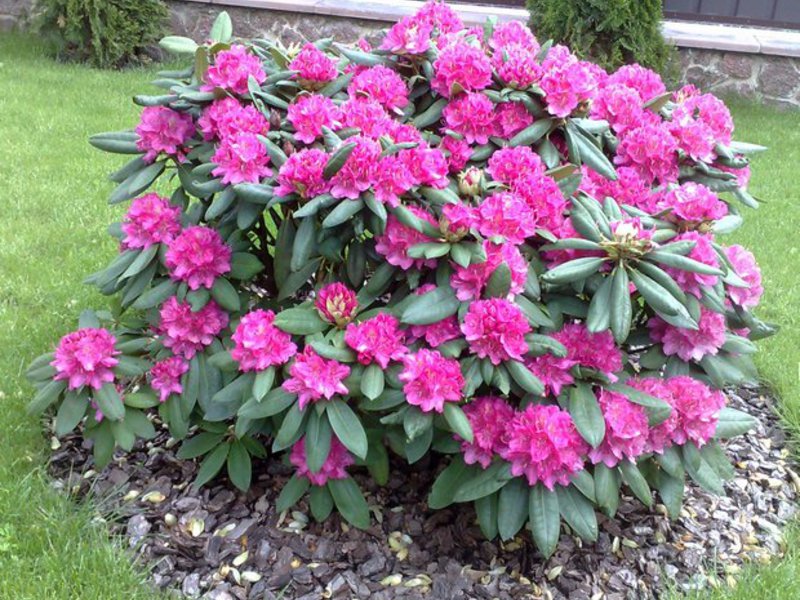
[443,92,496,144]
[725,244,763,308]
[203,44,266,95]
[52,328,119,391]
[554,323,623,379]
[316,282,358,326]
[450,241,526,301]
[503,404,587,489]
[648,308,727,362]
[441,136,472,173]
[197,97,269,141]
[626,377,679,453]
[121,193,182,249]
[588,389,650,467]
[615,122,679,184]
[526,353,575,396]
[441,201,475,239]
[275,148,330,199]
[149,356,188,402]
[591,83,656,135]
[348,65,409,112]
[475,192,537,243]
[374,207,438,270]
[540,59,598,118]
[606,64,666,102]
[345,314,408,368]
[461,298,531,365]
[399,349,464,413]
[231,309,297,371]
[330,136,382,199]
[287,94,342,144]
[431,41,493,98]
[670,116,717,163]
[664,231,719,298]
[511,172,568,232]
[493,44,542,90]
[406,286,461,347]
[673,92,734,145]
[380,15,433,55]
[400,145,449,189]
[579,165,661,214]
[490,20,539,52]
[659,182,728,224]
[165,226,231,290]
[486,146,544,185]
[372,155,412,206]
[282,347,351,409]
[495,101,535,139]
[289,43,338,88]
[459,397,516,468]
[158,298,228,359]
[135,106,194,163]
[667,376,726,447]
[418,0,464,34]
[211,131,273,185]
[341,97,393,139]
[290,437,353,485]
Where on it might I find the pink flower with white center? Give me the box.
[511,172,568,232]
[431,40,493,98]
[503,404,588,489]
[135,106,194,163]
[553,323,623,380]
[290,436,354,485]
[197,97,269,141]
[450,241,527,301]
[282,347,351,409]
[442,92,496,144]
[725,245,763,309]
[667,376,726,447]
[158,298,229,359]
[475,192,537,243]
[203,44,266,95]
[348,65,409,113]
[495,101,535,139]
[287,94,342,145]
[493,44,542,90]
[275,148,330,199]
[380,15,433,55]
[459,397,516,468]
[165,226,231,290]
[330,136,382,199]
[461,298,531,365]
[526,353,575,396]
[540,59,598,118]
[400,145,450,189]
[52,328,119,391]
[289,43,338,88]
[486,146,544,185]
[441,136,473,173]
[663,231,719,298]
[490,20,539,52]
[588,389,650,467]
[648,308,727,362]
[591,83,656,136]
[374,207,438,270]
[615,122,679,184]
[211,131,273,185]
[149,356,188,402]
[627,377,680,454]
[316,282,358,326]
[232,309,297,372]
[341,97,393,139]
[121,193,182,249]
[659,182,728,225]
[606,64,666,102]
[399,349,464,413]
[345,313,408,368]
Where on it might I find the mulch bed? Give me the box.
[49,383,797,600]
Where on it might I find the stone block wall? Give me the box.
[0,0,32,31]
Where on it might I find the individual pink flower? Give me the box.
[282,347,351,409]
[486,146,544,185]
[554,323,623,380]
[443,92,496,144]
[380,15,433,55]
[289,43,338,88]
[667,376,726,447]
[725,245,763,309]
[493,44,542,90]
[511,172,568,232]
[374,207,438,270]
[659,182,728,224]
[475,192,537,243]
[135,106,194,163]
[341,97,393,139]
[432,40,493,98]
[348,65,409,113]
[490,20,539,52]
[503,404,588,489]
[51,328,119,391]
[330,136,382,199]
[287,94,342,144]
[461,298,531,365]
[372,155,412,207]
[615,122,679,184]
[450,241,527,301]
[459,397,516,468]
[418,0,464,34]
[441,136,473,173]
[588,389,650,467]
[203,44,266,95]
[399,145,449,189]
[345,314,408,368]
[626,377,679,454]
[165,226,231,290]
[670,115,717,163]
[290,436,354,485]
[540,59,598,118]
[591,83,655,136]
[495,101,535,139]
[409,316,461,348]
[197,97,269,141]
[399,349,464,413]
[211,131,273,185]
[606,64,666,102]
[316,282,358,326]
[149,356,189,402]
[673,92,734,145]
[441,201,475,238]
[275,148,330,199]
[121,193,182,249]
[231,309,297,371]
[526,353,575,396]
[648,308,727,362]
[158,298,229,359]
[664,231,719,298]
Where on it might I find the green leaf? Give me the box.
[485,262,511,298]
[568,383,605,448]
[328,477,370,528]
[323,142,357,179]
[121,244,158,280]
[291,216,317,272]
[509,118,553,147]
[276,474,310,512]
[400,286,460,325]
[497,478,529,541]
[322,199,364,228]
[586,274,613,333]
[227,440,252,491]
[194,443,230,488]
[27,379,66,415]
[568,123,617,180]
[55,392,88,436]
[593,463,620,517]
[609,268,632,343]
[541,257,607,285]
[645,250,724,276]
[306,409,333,473]
[124,391,160,409]
[210,277,240,312]
[208,350,238,372]
[132,279,177,310]
[620,460,653,507]
[429,457,471,509]
[253,367,275,402]
[475,493,499,540]
[177,432,226,459]
[210,11,233,43]
[682,443,725,494]
[657,471,684,518]
[443,403,473,443]
[309,485,334,521]
[159,35,199,55]
[529,484,560,558]
[628,268,693,322]
[229,252,264,280]
[412,98,448,129]
[94,383,125,421]
[360,364,385,401]
[714,407,758,438]
[327,399,368,459]
[556,485,598,541]
[91,422,115,468]
[274,307,329,335]
[239,387,296,419]
[278,257,321,300]
[506,360,545,396]
[88,131,141,154]
[110,161,164,204]
[273,401,307,451]
[453,461,513,503]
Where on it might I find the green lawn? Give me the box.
[1,32,799,599]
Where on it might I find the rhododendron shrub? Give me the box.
[28,6,776,554]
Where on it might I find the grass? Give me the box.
[0,32,798,600]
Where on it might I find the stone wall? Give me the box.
[0,0,32,31]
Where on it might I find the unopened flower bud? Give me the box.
[439,202,475,242]
[457,167,484,197]
[315,282,358,327]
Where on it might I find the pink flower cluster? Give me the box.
[289,43,338,88]
[375,208,438,270]
[198,97,269,141]
[282,347,350,409]
[725,245,763,308]
[648,307,727,362]
[231,309,297,371]
[211,131,273,185]
[149,356,188,402]
[664,231,719,298]
[52,328,119,390]
[290,436,354,485]
[659,182,728,225]
[348,65,409,113]
[165,226,231,290]
[450,241,527,301]
[345,314,407,368]
[121,193,182,249]
[275,148,331,199]
[540,50,599,118]
[203,44,266,96]
[588,389,650,467]
[287,94,342,144]
[136,106,195,163]
[399,349,464,413]
[431,40,492,98]
[461,299,530,365]
[459,396,515,468]
[158,298,229,359]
